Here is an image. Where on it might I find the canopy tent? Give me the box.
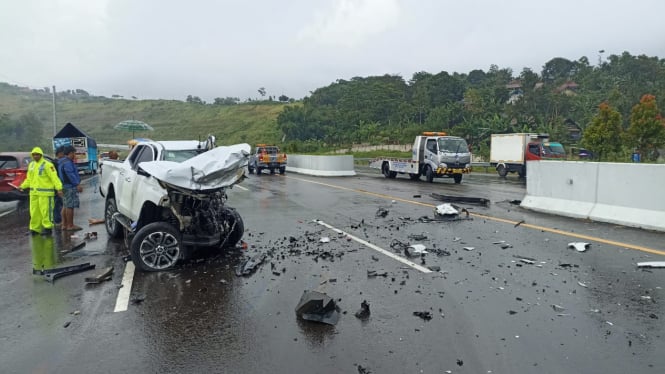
[54,122,97,148]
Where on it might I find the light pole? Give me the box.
[52,85,57,152]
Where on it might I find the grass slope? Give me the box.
[0,83,289,148]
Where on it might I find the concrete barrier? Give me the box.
[521,161,665,232]
[286,155,356,176]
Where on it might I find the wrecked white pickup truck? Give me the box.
[100,136,250,271]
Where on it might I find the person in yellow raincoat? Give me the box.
[19,147,64,235]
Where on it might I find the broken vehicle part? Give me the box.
[408,234,428,241]
[367,270,388,278]
[375,207,389,218]
[40,263,96,283]
[568,242,590,252]
[405,244,428,257]
[637,262,665,268]
[354,300,370,320]
[295,290,341,325]
[430,193,490,206]
[413,311,433,321]
[236,254,267,276]
[84,266,114,284]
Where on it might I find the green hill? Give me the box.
[0,82,290,151]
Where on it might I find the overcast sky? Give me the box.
[1,0,664,101]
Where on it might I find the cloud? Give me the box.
[297,0,401,48]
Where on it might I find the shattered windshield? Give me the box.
[162,149,201,163]
[437,138,468,153]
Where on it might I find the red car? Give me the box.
[0,152,56,201]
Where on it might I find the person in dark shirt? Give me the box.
[53,146,65,227]
[58,146,83,231]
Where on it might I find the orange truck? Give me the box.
[248,144,287,175]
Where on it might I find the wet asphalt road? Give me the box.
[1,171,664,374]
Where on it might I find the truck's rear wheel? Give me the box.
[105,195,123,239]
[256,166,263,175]
[269,168,275,174]
[130,222,182,272]
[425,166,434,183]
[453,174,463,184]
[382,162,396,178]
[497,165,508,177]
[518,166,526,178]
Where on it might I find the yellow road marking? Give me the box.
[287,176,665,257]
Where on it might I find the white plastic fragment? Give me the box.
[606,321,614,326]
[578,281,588,288]
[320,237,331,243]
[637,261,665,268]
[463,247,475,251]
[408,244,428,254]
[568,242,590,252]
[435,203,459,216]
[640,296,652,300]
[519,258,535,264]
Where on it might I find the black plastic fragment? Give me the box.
[295,290,341,325]
[235,254,267,276]
[431,193,490,206]
[354,300,370,320]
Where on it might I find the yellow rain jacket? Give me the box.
[20,147,63,196]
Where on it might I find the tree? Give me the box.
[581,102,623,160]
[258,87,266,97]
[278,94,289,102]
[625,94,665,161]
[186,95,204,104]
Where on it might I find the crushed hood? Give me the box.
[139,143,250,191]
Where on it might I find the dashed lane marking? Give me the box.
[314,219,432,273]
[114,261,135,312]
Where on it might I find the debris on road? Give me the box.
[577,281,588,288]
[235,254,267,276]
[413,311,433,321]
[514,220,525,227]
[88,218,105,225]
[367,270,388,278]
[375,207,389,218]
[430,193,490,206]
[295,290,341,325]
[320,236,331,243]
[427,265,441,272]
[435,203,459,216]
[357,365,372,374]
[552,304,566,312]
[405,244,428,257]
[463,246,475,251]
[40,262,96,283]
[84,266,114,284]
[408,233,428,241]
[83,231,98,241]
[568,242,590,252]
[637,262,665,268]
[354,300,370,320]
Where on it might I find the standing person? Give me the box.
[59,146,83,231]
[19,147,63,235]
[52,146,65,228]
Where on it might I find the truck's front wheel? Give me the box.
[453,174,463,184]
[130,222,182,272]
[425,166,434,183]
[105,195,123,239]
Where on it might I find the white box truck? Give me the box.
[490,133,565,177]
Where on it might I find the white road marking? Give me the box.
[314,220,432,274]
[234,185,248,191]
[114,261,135,312]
